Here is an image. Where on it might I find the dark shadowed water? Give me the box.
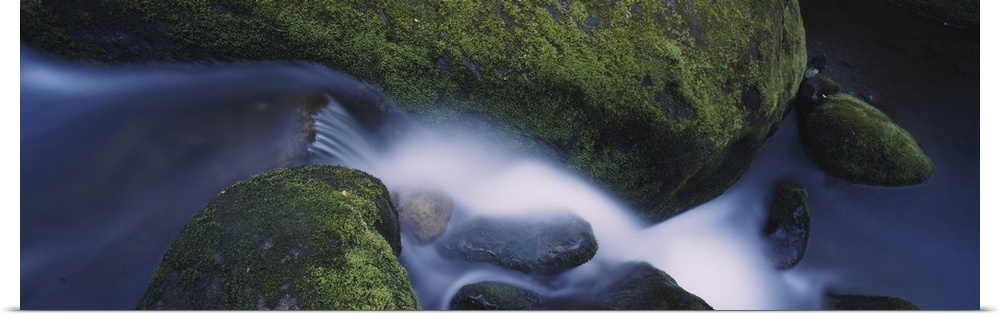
[19,0,978,310]
[794,0,979,309]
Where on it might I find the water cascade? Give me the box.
[308,98,831,310]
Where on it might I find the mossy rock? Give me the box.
[817,76,840,96]
[799,93,934,186]
[437,212,598,275]
[886,0,979,29]
[21,0,807,225]
[135,165,419,310]
[596,261,712,310]
[764,180,809,270]
[826,294,921,310]
[449,281,543,310]
[392,189,453,244]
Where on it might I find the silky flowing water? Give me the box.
[20,0,978,309]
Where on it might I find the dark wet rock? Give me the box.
[797,77,823,106]
[799,93,934,186]
[136,165,418,310]
[449,281,542,310]
[826,294,921,310]
[803,55,826,80]
[807,54,828,70]
[392,189,453,244]
[593,261,712,310]
[764,180,809,270]
[804,67,820,79]
[797,74,841,113]
[437,212,598,275]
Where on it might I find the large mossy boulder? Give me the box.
[136,165,419,310]
[825,294,921,310]
[21,0,807,225]
[437,212,598,275]
[799,93,934,186]
[392,189,453,244]
[594,261,712,310]
[449,281,543,310]
[764,180,809,270]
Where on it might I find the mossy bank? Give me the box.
[135,165,419,310]
[22,0,807,224]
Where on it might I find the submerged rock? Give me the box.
[392,189,453,244]
[595,261,713,310]
[449,281,542,310]
[764,180,810,270]
[826,294,921,310]
[799,93,934,186]
[437,212,598,275]
[136,165,419,310]
[21,0,807,225]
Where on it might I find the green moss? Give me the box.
[136,165,418,310]
[826,294,921,310]
[799,93,934,186]
[817,76,840,96]
[599,262,712,310]
[767,180,808,233]
[765,180,809,269]
[449,281,543,310]
[21,0,806,224]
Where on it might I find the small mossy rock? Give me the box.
[886,0,978,29]
[437,212,598,275]
[136,165,419,310]
[826,294,921,310]
[449,281,543,310]
[764,180,809,270]
[20,0,807,225]
[392,189,453,244]
[799,93,934,186]
[596,261,713,310]
[817,76,840,96]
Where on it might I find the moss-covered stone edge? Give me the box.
[449,281,543,310]
[135,165,419,310]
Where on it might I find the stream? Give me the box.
[19,0,978,310]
